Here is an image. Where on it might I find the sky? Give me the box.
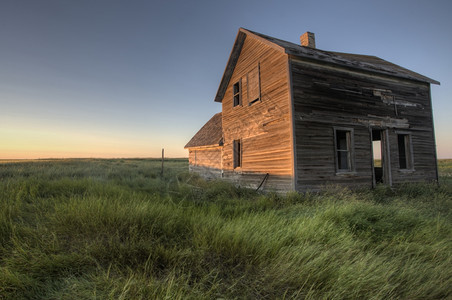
[1,0,451,159]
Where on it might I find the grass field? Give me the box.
[0,158,451,299]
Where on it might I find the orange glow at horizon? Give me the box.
[2,135,451,160]
[0,128,188,159]
[1,124,451,160]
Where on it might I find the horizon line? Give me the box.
[0,157,189,161]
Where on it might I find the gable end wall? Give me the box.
[221,35,294,192]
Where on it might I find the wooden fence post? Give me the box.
[161,148,164,177]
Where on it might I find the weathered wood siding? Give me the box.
[221,35,293,191]
[188,148,222,169]
[188,147,223,179]
[189,164,222,180]
[290,58,437,190]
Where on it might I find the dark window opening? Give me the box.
[249,98,260,105]
[398,134,412,169]
[233,81,241,107]
[335,129,353,172]
[233,139,241,168]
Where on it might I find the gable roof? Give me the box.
[215,28,439,102]
[184,112,223,148]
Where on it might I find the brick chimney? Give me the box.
[300,32,315,48]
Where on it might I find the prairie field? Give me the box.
[0,158,451,299]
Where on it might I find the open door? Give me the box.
[371,129,392,187]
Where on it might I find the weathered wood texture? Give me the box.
[188,148,222,169]
[222,170,292,192]
[290,57,437,190]
[220,35,293,191]
[187,28,438,192]
[188,165,222,180]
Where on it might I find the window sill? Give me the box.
[398,168,415,173]
[335,171,358,177]
[248,99,261,106]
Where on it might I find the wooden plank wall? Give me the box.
[189,165,222,180]
[188,148,223,180]
[188,148,222,169]
[221,35,293,192]
[221,171,293,192]
[290,58,437,190]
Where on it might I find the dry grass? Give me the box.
[0,158,451,299]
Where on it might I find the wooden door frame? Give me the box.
[370,128,392,188]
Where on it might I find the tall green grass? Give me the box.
[0,158,451,299]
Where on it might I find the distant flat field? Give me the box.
[438,159,452,176]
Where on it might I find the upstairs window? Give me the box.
[334,128,354,172]
[247,64,260,105]
[233,139,242,168]
[398,134,413,169]
[233,80,241,107]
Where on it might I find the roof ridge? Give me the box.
[243,28,439,85]
[215,28,439,102]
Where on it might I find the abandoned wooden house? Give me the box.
[185,28,440,192]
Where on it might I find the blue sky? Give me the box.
[1,0,451,158]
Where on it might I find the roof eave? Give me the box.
[214,28,439,103]
[184,143,223,150]
[214,30,246,103]
[287,52,440,85]
[214,28,286,102]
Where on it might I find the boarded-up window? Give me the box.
[398,134,413,169]
[247,64,260,105]
[233,80,241,107]
[233,139,241,168]
[334,128,354,172]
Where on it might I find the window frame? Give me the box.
[397,132,414,171]
[233,79,242,107]
[233,139,242,169]
[247,63,261,106]
[333,127,355,173]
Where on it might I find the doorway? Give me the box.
[371,129,391,187]
[372,130,383,184]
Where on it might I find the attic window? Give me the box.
[247,64,261,105]
[233,80,241,107]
